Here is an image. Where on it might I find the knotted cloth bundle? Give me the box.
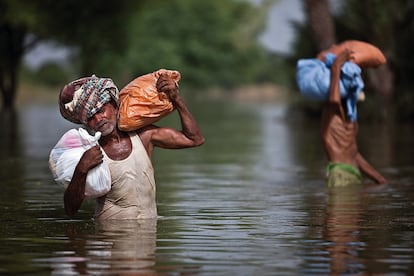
[49,128,111,198]
[296,40,386,122]
[59,75,119,124]
[296,53,364,121]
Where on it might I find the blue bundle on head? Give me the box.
[296,53,364,121]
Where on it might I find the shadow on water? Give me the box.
[46,219,159,275]
[0,98,413,275]
[0,109,26,221]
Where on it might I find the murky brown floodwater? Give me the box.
[0,99,413,275]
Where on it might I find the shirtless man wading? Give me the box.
[320,49,387,187]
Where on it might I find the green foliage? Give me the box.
[290,0,414,120]
[0,0,145,108]
[1,0,287,108]
[335,0,414,119]
[117,0,273,88]
[36,0,144,75]
[26,63,70,86]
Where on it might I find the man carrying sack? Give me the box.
[57,72,204,219]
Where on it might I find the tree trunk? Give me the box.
[0,24,26,111]
[303,0,336,51]
[368,63,395,120]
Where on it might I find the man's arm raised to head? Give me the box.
[138,73,204,156]
[328,49,352,104]
[143,94,204,150]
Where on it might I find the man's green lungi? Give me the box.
[326,162,362,187]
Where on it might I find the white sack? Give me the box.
[49,128,111,198]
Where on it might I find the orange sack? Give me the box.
[118,69,180,131]
[317,40,386,68]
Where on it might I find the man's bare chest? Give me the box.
[102,137,132,160]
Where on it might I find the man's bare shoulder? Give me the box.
[323,101,342,115]
[322,101,349,125]
[135,124,158,139]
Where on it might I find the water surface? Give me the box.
[0,100,413,275]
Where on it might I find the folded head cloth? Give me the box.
[59,75,119,124]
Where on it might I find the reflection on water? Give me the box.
[48,219,157,275]
[324,186,365,275]
[0,100,413,275]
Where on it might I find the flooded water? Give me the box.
[0,99,413,275]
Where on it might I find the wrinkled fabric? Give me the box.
[117,69,179,131]
[296,53,364,121]
[94,132,157,220]
[49,128,111,199]
[326,162,362,187]
[59,75,119,124]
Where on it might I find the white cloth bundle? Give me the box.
[49,128,111,198]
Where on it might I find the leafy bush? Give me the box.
[30,63,70,86]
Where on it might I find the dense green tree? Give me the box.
[291,0,414,120]
[335,0,414,119]
[113,0,274,88]
[0,1,34,109]
[0,0,141,110]
[1,0,280,109]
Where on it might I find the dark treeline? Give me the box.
[1,0,414,121]
[1,0,286,110]
[291,0,414,121]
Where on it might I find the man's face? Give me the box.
[87,102,117,136]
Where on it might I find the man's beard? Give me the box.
[97,120,115,136]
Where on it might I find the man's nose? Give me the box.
[91,112,104,123]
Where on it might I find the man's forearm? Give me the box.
[328,61,343,103]
[172,96,204,145]
[357,153,387,184]
[64,166,87,217]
